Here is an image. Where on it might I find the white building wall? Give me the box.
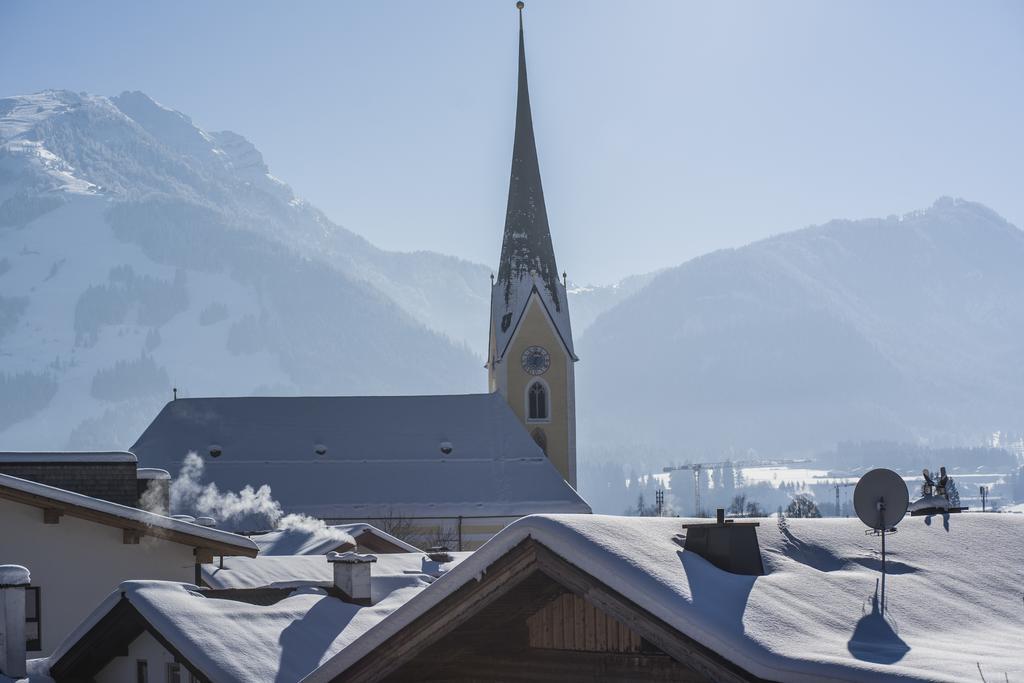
[0,498,196,657]
[95,630,183,683]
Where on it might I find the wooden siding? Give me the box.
[527,593,642,653]
[424,650,711,682]
[337,538,768,683]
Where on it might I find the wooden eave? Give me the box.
[0,483,257,558]
[333,537,772,683]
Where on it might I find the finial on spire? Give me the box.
[516,1,524,10]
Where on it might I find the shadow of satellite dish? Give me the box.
[847,581,910,664]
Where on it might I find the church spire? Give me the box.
[497,1,561,311]
[488,3,577,488]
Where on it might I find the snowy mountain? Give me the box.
[566,271,660,333]
[0,90,489,449]
[577,198,1024,455]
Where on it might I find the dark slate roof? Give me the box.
[130,393,589,519]
[491,7,575,360]
[0,451,137,463]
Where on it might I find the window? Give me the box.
[166,662,182,683]
[528,381,548,421]
[25,587,41,651]
[136,660,148,683]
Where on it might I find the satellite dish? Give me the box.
[854,468,909,530]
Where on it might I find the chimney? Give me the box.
[0,564,30,679]
[137,468,171,514]
[327,552,377,605]
[677,512,765,576]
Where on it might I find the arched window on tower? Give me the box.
[528,381,548,421]
[531,428,548,455]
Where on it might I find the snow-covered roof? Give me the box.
[0,451,136,463]
[202,551,470,590]
[46,550,467,682]
[308,513,1024,683]
[0,564,31,587]
[46,581,419,682]
[131,393,589,519]
[0,472,257,556]
[251,523,418,556]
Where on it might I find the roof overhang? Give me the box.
[308,537,764,683]
[0,476,258,558]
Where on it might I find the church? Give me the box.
[131,6,590,549]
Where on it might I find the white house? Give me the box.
[0,472,257,659]
[30,552,462,682]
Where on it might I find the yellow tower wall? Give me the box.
[498,295,576,485]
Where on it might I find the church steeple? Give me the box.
[497,1,561,312]
[488,2,577,488]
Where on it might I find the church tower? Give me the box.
[488,2,578,487]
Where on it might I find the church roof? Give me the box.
[130,393,589,520]
[492,6,575,360]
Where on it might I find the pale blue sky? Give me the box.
[2,1,1022,283]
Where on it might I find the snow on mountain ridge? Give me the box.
[0,89,488,450]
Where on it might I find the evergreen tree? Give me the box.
[785,494,822,518]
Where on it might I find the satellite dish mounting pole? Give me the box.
[878,496,887,612]
[854,468,907,617]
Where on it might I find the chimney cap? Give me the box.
[0,564,30,587]
[426,546,454,563]
[327,551,377,564]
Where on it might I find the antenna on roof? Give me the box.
[853,468,909,613]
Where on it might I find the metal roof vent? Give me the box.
[439,441,453,455]
[426,546,453,563]
[195,517,217,528]
[676,508,764,576]
[314,444,328,456]
[208,444,222,458]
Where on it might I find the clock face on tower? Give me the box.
[521,345,551,376]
